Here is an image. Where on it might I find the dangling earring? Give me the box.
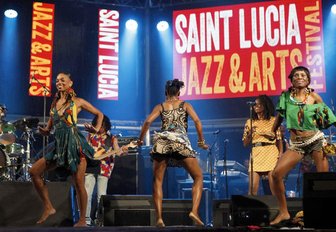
[291,88,297,97]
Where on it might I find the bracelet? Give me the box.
[197,139,205,145]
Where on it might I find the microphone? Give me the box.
[246,101,256,106]
[29,72,36,84]
[213,129,220,135]
[224,139,229,143]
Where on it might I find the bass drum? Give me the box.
[0,148,9,180]
[5,143,24,157]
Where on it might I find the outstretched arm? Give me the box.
[185,102,208,149]
[138,104,161,145]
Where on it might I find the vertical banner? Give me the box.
[173,0,325,100]
[29,2,54,97]
[97,9,119,100]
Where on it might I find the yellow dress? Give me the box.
[242,117,281,172]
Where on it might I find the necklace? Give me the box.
[290,93,309,106]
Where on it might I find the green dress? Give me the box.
[276,91,336,130]
[44,101,94,173]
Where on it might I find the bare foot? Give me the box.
[37,208,56,224]
[189,212,204,226]
[156,218,165,227]
[74,220,88,227]
[270,212,291,225]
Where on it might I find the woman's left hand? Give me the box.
[84,123,98,133]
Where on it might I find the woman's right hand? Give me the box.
[38,126,50,136]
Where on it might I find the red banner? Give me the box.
[173,0,325,100]
[97,9,119,100]
[29,2,54,97]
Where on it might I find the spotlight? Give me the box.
[4,9,18,18]
[157,21,169,32]
[332,4,336,15]
[126,19,138,31]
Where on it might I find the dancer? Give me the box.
[85,114,128,226]
[137,79,208,227]
[270,66,336,225]
[29,72,103,227]
[242,95,283,195]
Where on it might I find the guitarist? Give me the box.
[84,114,127,226]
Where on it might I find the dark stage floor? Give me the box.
[0,226,336,232]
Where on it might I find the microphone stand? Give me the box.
[30,75,51,159]
[223,139,229,199]
[206,132,219,227]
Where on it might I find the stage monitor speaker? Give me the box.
[213,200,232,228]
[0,181,74,227]
[108,154,139,194]
[162,199,193,226]
[303,172,336,229]
[100,195,155,226]
[231,195,278,226]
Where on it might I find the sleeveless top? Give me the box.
[160,101,188,133]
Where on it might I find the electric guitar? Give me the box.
[93,141,138,160]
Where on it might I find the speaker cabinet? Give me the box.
[231,195,278,226]
[303,172,336,229]
[0,181,74,226]
[108,154,139,194]
[213,199,232,228]
[100,195,155,226]
[162,199,193,226]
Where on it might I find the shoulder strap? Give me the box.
[179,101,185,109]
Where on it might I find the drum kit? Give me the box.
[0,117,39,181]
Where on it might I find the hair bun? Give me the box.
[172,79,184,88]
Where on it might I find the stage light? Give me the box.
[157,21,169,32]
[4,9,18,18]
[332,4,336,15]
[126,19,138,31]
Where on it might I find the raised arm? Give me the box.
[138,104,162,145]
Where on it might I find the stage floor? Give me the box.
[0,226,335,232]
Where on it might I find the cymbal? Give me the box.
[14,117,39,131]
[0,133,16,145]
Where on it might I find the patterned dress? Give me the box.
[151,101,196,167]
[44,101,94,173]
[242,117,281,172]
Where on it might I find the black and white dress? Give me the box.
[151,101,196,167]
